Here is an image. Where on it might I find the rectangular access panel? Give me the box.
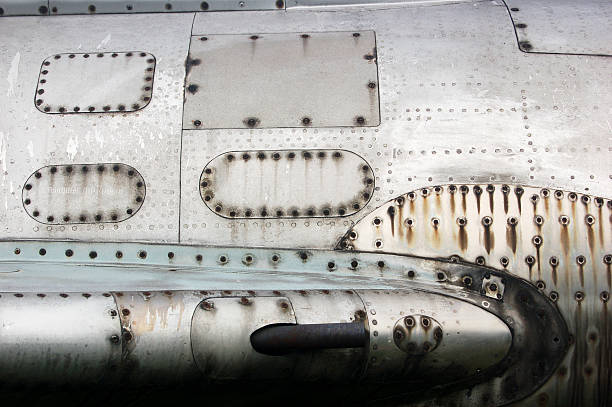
[183,31,380,129]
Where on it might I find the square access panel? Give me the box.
[183,31,380,129]
[35,52,156,114]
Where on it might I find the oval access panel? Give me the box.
[22,163,146,224]
[200,150,374,218]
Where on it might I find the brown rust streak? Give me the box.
[503,192,508,214]
[483,224,494,254]
[597,206,604,246]
[560,224,570,280]
[458,225,467,252]
[488,189,494,213]
[388,205,395,237]
[506,225,517,254]
[600,305,610,405]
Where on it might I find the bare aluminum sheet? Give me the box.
[22,163,146,224]
[0,292,121,384]
[183,31,380,129]
[339,183,612,407]
[505,0,612,55]
[0,0,48,16]
[0,13,192,242]
[46,0,284,14]
[35,51,156,114]
[191,296,297,379]
[0,3,610,251]
[200,149,374,218]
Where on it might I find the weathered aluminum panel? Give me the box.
[0,240,438,291]
[35,51,155,114]
[191,296,297,379]
[505,0,612,55]
[200,149,373,218]
[359,290,513,400]
[339,184,611,283]
[0,13,193,242]
[179,3,611,248]
[286,0,464,7]
[0,265,569,404]
[46,0,284,15]
[22,163,146,224]
[183,31,379,129]
[341,184,612,407]
[0,0,48,16]
[113,290,203,382]
[0,291,122,384]
[283,290,367,381]
[0,4,609,247]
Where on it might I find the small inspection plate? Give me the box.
[184,31,380,129]
[35,52,156,114]
[200,149,374,218]
[22,163,146,224]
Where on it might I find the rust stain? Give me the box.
[483,224,494,254]
[578,265,584,287]
[388,205,395,236]
[598,206,604,245]
[459,225,467,252]
[551,265,557,286]
[536,246,542,280]
[503,193,508,214]
[475,192,481,213]
[560,225,570,257]
[450,192,456,214]
[527,260,534,281]
[506,225,517,254]
[488,189,494,213]
[587,225,595,254]
[432,226,440,248]
[461,193,466,213]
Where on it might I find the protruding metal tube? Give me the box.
[250,322,368,356]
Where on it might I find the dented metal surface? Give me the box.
[504,0,612,55]
[183,31,380,129]
[200,149,374,218]
[35,51,155,114]
[22,163,146,224]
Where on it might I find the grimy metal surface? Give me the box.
[0,0,285,16]
[200,149,374,218]
[183,31,380,129]
[0,270,568,405]
[504,0,612,56]
[22,163,146,224]
[35,51,156,114]
[0,0,610,405]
